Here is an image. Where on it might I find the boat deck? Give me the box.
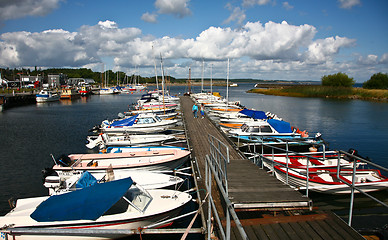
[180,96,364,240]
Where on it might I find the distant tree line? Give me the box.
[0,67,182,86]
[2,67,387,89]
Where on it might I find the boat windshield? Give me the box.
[155,116,162,122]
[241,124,249,132]
[260,126,273,133]
[137,117,156,124]
[103,186,152,215]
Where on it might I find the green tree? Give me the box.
[321,72,355,87]
[363,72,388,89]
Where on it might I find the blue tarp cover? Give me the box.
[239,109,267,119]
[110,114,138,127]
[30,177,133,222]
[268,119,292,133]
[75,171,98,189]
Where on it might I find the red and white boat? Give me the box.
[261,151,364,171]
[274,166,388,194]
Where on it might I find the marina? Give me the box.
[0,83,387,239]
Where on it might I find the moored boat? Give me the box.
[96,114,178,134]
[44,170,184,195]
[51,148,190,176]
[274,166,388,194]
[261,150,364,171]
[86,133,177,149]
[0,177,192,240]
[79,84,92,96]
[60,87,80,100]
[36,89,60,103]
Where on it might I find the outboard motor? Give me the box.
[315,132,322,140]
[89,124,101,132]
[347,148,371,162]
[41,167,56,183]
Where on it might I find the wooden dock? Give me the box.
[180,96,365,240]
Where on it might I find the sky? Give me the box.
[0,0,387,83]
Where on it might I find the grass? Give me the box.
[248,86,388,101]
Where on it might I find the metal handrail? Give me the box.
[239,139,388,227]
[337,150,388,226]
[206,134,248,240]
[205,155,248,240]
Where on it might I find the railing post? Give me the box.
[306,155,310,198]
[348,157,357,226]
[286,141,289,184]
[206,160,212,240]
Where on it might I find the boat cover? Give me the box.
[239,109,267,119]
[268,119,292,133]
[30,177,133,222]
[110,114,138,127]
[76,171,97,189]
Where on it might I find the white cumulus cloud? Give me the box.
[306,36,356,63]
[0,20,374,81]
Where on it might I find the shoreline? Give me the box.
[248,86,388,101]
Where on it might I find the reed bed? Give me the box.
[249,86,388,100]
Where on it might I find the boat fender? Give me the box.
[301,130,309,138]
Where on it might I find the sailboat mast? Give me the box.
[226,58,229,106]
[160,53,166,112]
[153,45,159,91]
[210,64,213,95]
[188,67,191,94]
[201,59,204,93]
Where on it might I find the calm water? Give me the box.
[1,83,387,230]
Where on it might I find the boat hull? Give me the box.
[52,150,190,177]
[0,189,191,240]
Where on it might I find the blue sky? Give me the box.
[0,0,387,82]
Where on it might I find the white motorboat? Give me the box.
[36,89,60,103]
[274,166,388,194]
[44,170,184,195]
[51,148,190,176]
[97,113,178,134]
[86,133,177,149]
[99,87,119,95]
[0,177,192,240]
[228,120,305,141]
